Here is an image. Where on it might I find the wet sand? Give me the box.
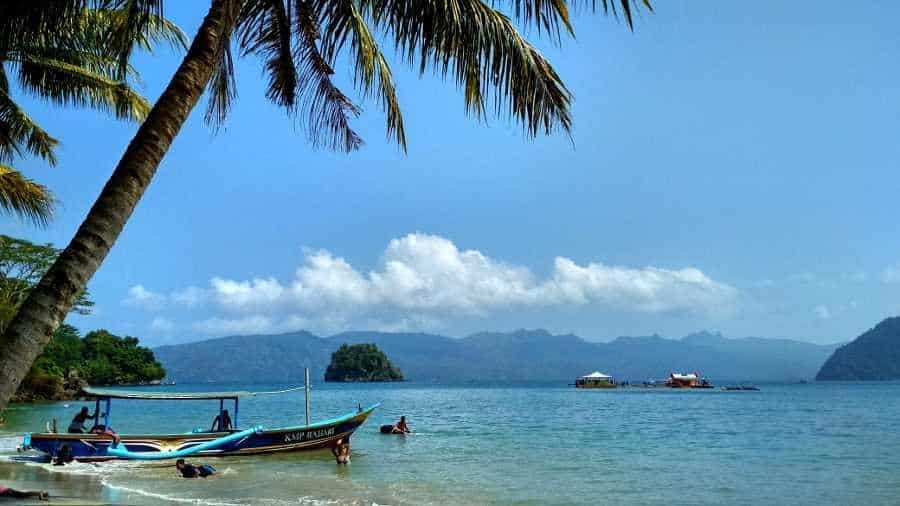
[0,460,111,504]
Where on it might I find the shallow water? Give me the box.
[2,382,899,505]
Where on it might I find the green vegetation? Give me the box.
[1,235,163,401]
[325,343,403,382]
[817,317,900,381]
[0,4,185,225]
[18,325,165,401]
[0,235,93,327]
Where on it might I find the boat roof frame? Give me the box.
[81,386,305,401]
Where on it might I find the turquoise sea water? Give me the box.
[1,382,900,505]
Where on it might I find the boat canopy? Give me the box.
[580,371,612,379]
[82,386,306,401]
[670,373,698,381]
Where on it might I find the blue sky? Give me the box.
[4,1,900,346]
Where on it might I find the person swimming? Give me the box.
[0,484,48,501]
[393,416,411,434]
[210,409,233,432]
[379,415,412,434]
[67,406,97,434]
[331,439,350,465]
[176,459,216,478]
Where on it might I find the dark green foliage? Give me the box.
[817,317,900,381]
[80,329,165,385]
[324,343,403,382]
[0,234,93,331]
[16,325,165,400]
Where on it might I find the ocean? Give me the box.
[1,381,899,505]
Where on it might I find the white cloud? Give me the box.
[813,305,832,320]
[122,285,166,310]
[132,233,737,333]
[172,286,207,307]
[150,317,175,332]
[882,264,900,284]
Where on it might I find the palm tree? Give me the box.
[0,0,650,409]
[0,3,186,225]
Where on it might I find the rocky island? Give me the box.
[817,316,900,381]
[324,343,404,382]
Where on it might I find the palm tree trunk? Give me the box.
[0,0,236,410]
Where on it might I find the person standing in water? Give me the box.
[332,439,350,465]
[67,406,97,433]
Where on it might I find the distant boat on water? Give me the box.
[574,371,617,389]
[666,372,714,389]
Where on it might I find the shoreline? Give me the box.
[0,459,112,505]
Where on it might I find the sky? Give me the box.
[3,1,900,346]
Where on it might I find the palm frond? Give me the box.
[13,54,150,121]
[317,0,406,150]
[197,0,244,126]
[502,0,574,37]
[342,0,571,139]
[580,0,653,30]
[204,44,237,127]
[291,0,362,152]
[72,8,188,55]
[0,164,54,226]
[0,87,59,165]
[237,0,298,109]
[94,0,166,79]
[0,1,88,51]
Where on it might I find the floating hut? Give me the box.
[574,371,617,389]
[665,372,713,388]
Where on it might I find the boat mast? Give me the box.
[305,367,311,426]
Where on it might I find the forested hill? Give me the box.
[817,317,900,380]
[154,329,839,384]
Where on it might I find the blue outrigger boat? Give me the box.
[20,387,378,462]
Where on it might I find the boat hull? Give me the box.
[24,406,375,462]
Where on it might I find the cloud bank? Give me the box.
[125,233,737,334]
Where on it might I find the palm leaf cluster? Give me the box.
[0,1,186,225]
[203,0,650,152]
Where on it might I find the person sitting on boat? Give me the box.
[331,438,351,465]
[392,416,411,434]
[67,406,98,433]
[176,459,216,478]
[0,484,49,501]
[209,409,233,432]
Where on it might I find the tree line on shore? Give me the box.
[2,235,164,401]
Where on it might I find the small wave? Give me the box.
[0,435,23,452]
[100,479,243,506]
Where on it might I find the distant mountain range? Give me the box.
[817,317,900,380]
[154,329,840,384]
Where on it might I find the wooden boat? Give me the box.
[20,387,377,462]
[574,371,617,389]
